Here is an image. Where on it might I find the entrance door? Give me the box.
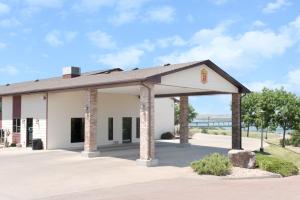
[26,118,33,147]
[122,117,132,143]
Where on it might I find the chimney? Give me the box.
[62,66,81,79]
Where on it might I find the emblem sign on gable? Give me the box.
[201,68,208,84]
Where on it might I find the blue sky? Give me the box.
[0,0,299,114]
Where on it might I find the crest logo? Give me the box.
[201,68,208,84]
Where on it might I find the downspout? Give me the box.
[141,82,152,160]
[45,92,48,150]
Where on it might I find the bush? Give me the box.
[191,153,232,176]
[10,143,16,147]
[280,138,291,146]
[289,130,300,147]
[202,128,208,134]
[256,154,299,177]
[280,130,300,147]
[160,132,175,140]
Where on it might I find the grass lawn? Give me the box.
[262,144,300,168]
[189,127,281,142]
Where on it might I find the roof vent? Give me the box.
[163,63,171,66]
[62,66,81,79]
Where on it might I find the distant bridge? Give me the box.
[189,115,233,128]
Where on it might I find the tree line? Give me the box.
[241,88,300,147]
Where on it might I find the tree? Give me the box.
[241,92,260,137]
[175,104,198,125]
[259,88,277,139]
[273,88,300,147]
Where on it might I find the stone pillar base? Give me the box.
[177,143,191,148]
[136,159,159,167]
[81,151,100,158]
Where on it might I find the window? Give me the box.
[13,118,20,133]
[108,118,113,140]
[136,118,140,138]
[71,118,85,143]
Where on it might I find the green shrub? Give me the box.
[289,130,300,147]
[280,130,300,147]
[256,154,299,177]
[280,138,290,146]
[213,131,218,135]
[10,143,16,147]
[191,153,232,176]
[202,128,208,134]
[160,132,175,140]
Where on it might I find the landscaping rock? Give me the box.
[228,150,256,169]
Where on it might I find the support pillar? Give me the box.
[179,96,190,147]
[81,88,100,158]
[136,82,158,167]
[232,93,242,149]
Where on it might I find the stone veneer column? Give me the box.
[232,93,242,149]
[136,82,158,167]
[81,88,100,158]
[179,96,190,147]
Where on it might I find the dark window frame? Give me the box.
[108,117,113,141]
[136,117,140,138]
[13,118,21,133]
[71,118,85,143]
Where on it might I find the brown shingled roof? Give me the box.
[0,60,250,96]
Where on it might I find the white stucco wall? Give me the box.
[161,64,238,93]
[97,93,140,146]
[20,93,47,148]
[154,98,175,139]
[47,91,85,149]
[46,90,175,149]
[2,96,13,143]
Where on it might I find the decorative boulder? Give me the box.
[228,150,256,169]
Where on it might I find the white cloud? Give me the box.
[45,30,77,47]
[87,30,116,49]
[109,0,149,25]
[247,80,288,92]
[144,6,175,23]
[73,0,113,12]
[64,31,77,42]
[75,0,174,25]
[0,66,19,75]
[45,31,63,47]
[262,0,290,14]
[210,0,230,5]
[0,2,10,15]
[0,18,21,28]
[247,68,300,94]
[26,0,63,8]
[97,47,144,67]
[156,16,300,70]
[0,42,7,49]
[252,20,266,28]
[23,0,63,16]
[156,36,186,48]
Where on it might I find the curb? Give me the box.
[222,173,282,180]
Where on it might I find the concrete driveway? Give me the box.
[0,134,269,200]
